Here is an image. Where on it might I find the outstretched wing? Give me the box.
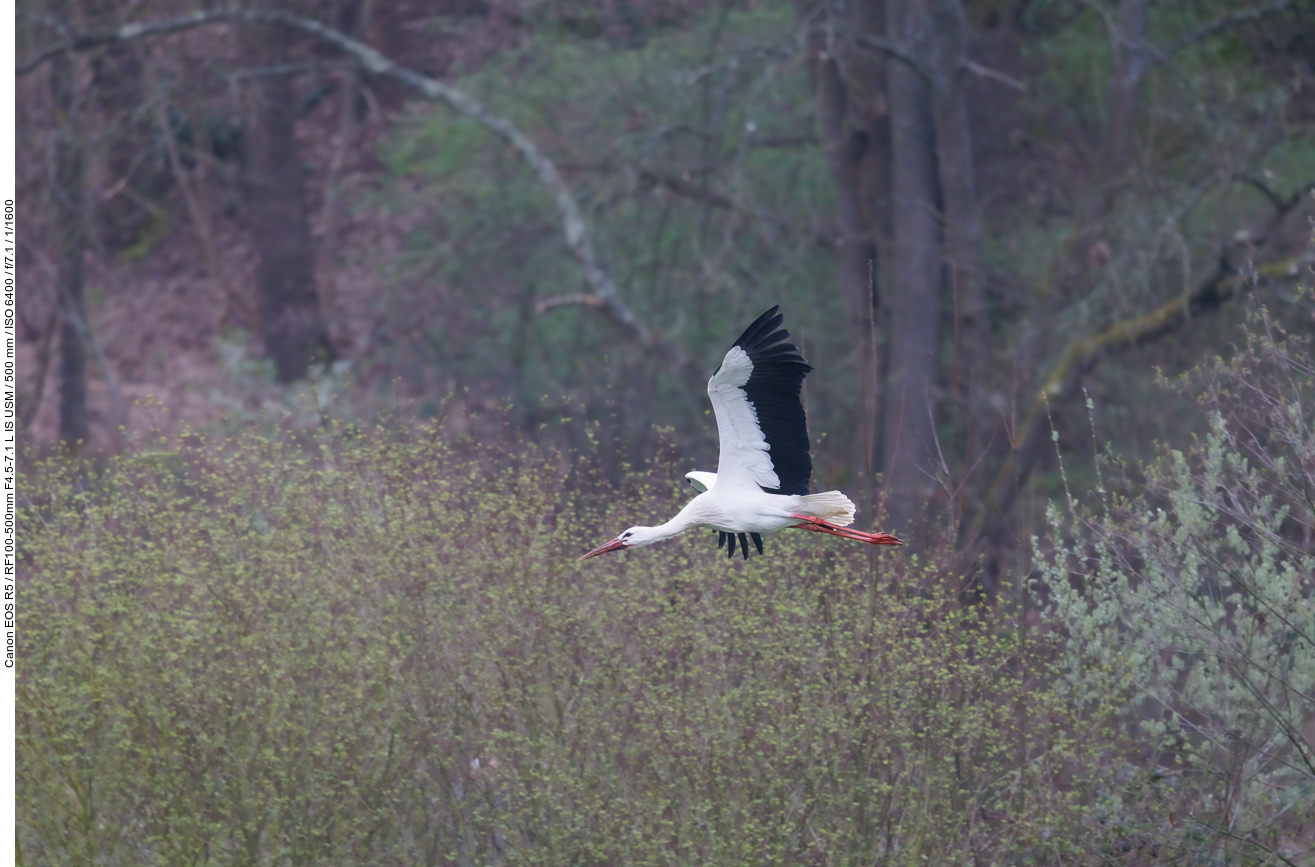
[706,306,813,496]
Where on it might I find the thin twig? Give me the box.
[223,60,356,81]
[1189,820,1303,867]
[637,168,835,249]
[535,293,606,313]
[1154,0,1294,69]
[962,60,1027,92]
[681,35,797,87]
[847,31,930,80]
[839,28,1026,92]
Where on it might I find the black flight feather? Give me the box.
[738,533,750,561]
[726,532,737,559]
[750,532,764,555]
[728,306,814,496]
[718,531,727,550]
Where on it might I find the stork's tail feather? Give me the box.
[799,491,857,527]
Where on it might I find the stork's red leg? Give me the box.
[789,515,903,546]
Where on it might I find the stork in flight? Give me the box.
[580,306,902,561]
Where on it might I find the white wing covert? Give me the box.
[684,471,718,493]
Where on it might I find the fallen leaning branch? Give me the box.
[20,9,694,374]
[967,172,1314,546]
[973,248,1310,544]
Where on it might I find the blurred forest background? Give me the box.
[15,2,1315,863]
[15,0,1315,559]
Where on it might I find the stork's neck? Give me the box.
[653,513,695,540]
[642,498,708,544]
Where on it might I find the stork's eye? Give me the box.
[622,532,633,539]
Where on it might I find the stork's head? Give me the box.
[578,526,660,561]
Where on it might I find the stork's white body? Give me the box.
[646,486,854,537]
[580,307,901,561]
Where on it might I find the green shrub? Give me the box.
[1041,305,1315,864]
[20,424,1094,866]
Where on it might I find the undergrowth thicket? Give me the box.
[19,307,1315,865]
[20,426,1100,866]
[1042,305,1315,864]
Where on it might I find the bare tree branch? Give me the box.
[1190,821,1303,867]
[19,8,694,374]
[224,60,356,81]
[1155,0,1294,69]
[840,29,1026,91]
[682,36,797,86]
[535,293,607,313]
[254,11,678,366]
[962,59,1027,92]
[747,132,819,149]
[18,10,220,77]
[1234,174,1314,217]
[637,169,836,249]
[846,31,931,80]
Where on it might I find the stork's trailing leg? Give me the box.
[789,515,903,546]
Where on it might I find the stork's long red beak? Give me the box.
[579,537,627,561]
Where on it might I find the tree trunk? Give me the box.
[811,41,872,330]
[927,0,993,536]
[82,0,173,251]
[240,19,334,383]
[881,0,940,541]
[320,0,375,245]
[1101,0,1150,175]
[804,0,889,495]
[51,2,88,449]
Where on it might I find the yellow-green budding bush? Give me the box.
[22,426,1100,866]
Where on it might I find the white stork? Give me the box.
[580,306,902,561]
